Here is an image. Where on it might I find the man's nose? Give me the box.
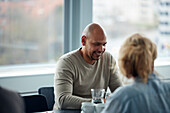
[98,45,105,52]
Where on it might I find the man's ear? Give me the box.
[81,35,86,46]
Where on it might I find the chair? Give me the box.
[38,86,54,110]
[23,95,48,113]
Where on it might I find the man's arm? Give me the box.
[54,59,91,109]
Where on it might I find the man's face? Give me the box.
[84,32,107,62]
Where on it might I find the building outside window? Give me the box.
[158,0,170,58]
[93,0,170,83]
[93,0,170,62]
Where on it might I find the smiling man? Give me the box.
[53,23,122,110]
[80,23,107,64]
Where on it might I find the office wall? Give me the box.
[0,74,54,95]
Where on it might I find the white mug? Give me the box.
[95,103,105,113]
[81,102,95,113]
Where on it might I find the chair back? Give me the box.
[38,86,54,110]
[23,95,48,113]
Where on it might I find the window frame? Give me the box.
[1,0,170,78]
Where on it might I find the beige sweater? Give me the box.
[54,49,122,110]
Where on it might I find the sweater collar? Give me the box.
[77,48,97,68]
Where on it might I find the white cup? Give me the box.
[95,103,105,113]
[81,102,95,113]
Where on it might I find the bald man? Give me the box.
[53,23,122,110]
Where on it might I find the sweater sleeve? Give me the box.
[54,58,91,110]
[109,55,123,92]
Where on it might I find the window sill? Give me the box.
[155,57,170,67]
[0,58,170,78]
[0,63,56,78]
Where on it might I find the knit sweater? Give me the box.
[54,48,122,109]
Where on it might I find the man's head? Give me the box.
[118,33,157,83]
[80,23,107,64]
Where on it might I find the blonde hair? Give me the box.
[118,33,157,83]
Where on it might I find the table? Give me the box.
[34,109,81,113]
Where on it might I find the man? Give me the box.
[0,86,25,113]
[53,23,122,110]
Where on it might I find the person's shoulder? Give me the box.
[151,72,170,91]
[102,51,116,64]
[0,86,21,102]
[110,84,139,101]
[0,86,17,96]
[103,51,115,59]
[113,85,134,95]
[58,49,80,62]
[103,51,113,57]
[56,49,80,68]
[160,80,170,91]
[61,49,78,59]
[0,87,25,113]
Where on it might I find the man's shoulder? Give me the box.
[103,51,112,56]
[56,49,81,68]
[59,49,79,60]
[102,51,116,63]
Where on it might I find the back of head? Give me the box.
[118,33,157,83]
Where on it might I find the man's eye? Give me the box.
[93,43,106,46]
[103,43,107,46]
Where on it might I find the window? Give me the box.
[0,0,64,66]
[93,0,170,64]
[93,0,170,83]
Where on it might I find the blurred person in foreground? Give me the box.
[53,23,122,110]
[0,86,25,113]
[102,33,170,113]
